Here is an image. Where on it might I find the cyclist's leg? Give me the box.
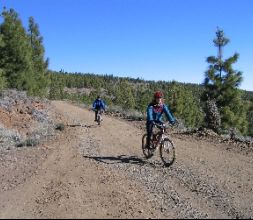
[146,121,154,149]
[95,109,98,121]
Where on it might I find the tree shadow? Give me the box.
[83,154,156,167]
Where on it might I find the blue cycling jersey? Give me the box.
[147,102,175,124]
[93,99,106,110]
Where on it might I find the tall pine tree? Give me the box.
[28,16,49,96]
[0,8,35,93]
[203,28,248,134]
[0,32,7,90]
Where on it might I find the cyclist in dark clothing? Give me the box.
[92,96,106,122]
[146,91,176,149]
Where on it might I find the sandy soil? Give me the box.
[0,101,252,219]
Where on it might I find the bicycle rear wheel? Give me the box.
[159,138,175,167]
[142,134,154,159]
[97,113,102,125]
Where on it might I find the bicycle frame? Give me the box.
[142,122,175,167]
[152,124,168,148]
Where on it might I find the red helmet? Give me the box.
[154,91,164,98]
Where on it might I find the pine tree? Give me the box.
[0,8,35,93]
[0,68,7,91]
[247,98,253,136]
[27,16,49,96]
[120,81,135,109]
[0,32,7,90]
[203,28,248,134]
[166,83,204,128]
[135,85,152,113]
[48,73,65,100]
[112,80,135,109]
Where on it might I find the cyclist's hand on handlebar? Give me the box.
[171,120,179,128]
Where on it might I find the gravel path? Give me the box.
[0,101,252,219]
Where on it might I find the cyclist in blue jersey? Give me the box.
[146,91,177,149]
[92,96,106,122]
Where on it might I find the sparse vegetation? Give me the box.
[17,138,40,148]
[0,90,55,151]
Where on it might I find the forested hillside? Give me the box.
[0,7,252,136]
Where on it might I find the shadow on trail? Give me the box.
[85,124,100,128]
[83,154,157,167]
[66,124,99,129]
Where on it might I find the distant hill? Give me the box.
[47,70,253,136]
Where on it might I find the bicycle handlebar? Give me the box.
[154,119,179,129]
[154,123,170,129]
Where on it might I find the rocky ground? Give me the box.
[0,93,252,219]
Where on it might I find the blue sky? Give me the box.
[1,0,253,91]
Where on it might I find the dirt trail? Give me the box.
[0,101,252,219]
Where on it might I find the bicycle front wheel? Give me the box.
[159,138,175,167]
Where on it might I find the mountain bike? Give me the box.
[97,110,103,126]
[142,123,175,167]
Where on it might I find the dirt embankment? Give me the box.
[0,100,252,219]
